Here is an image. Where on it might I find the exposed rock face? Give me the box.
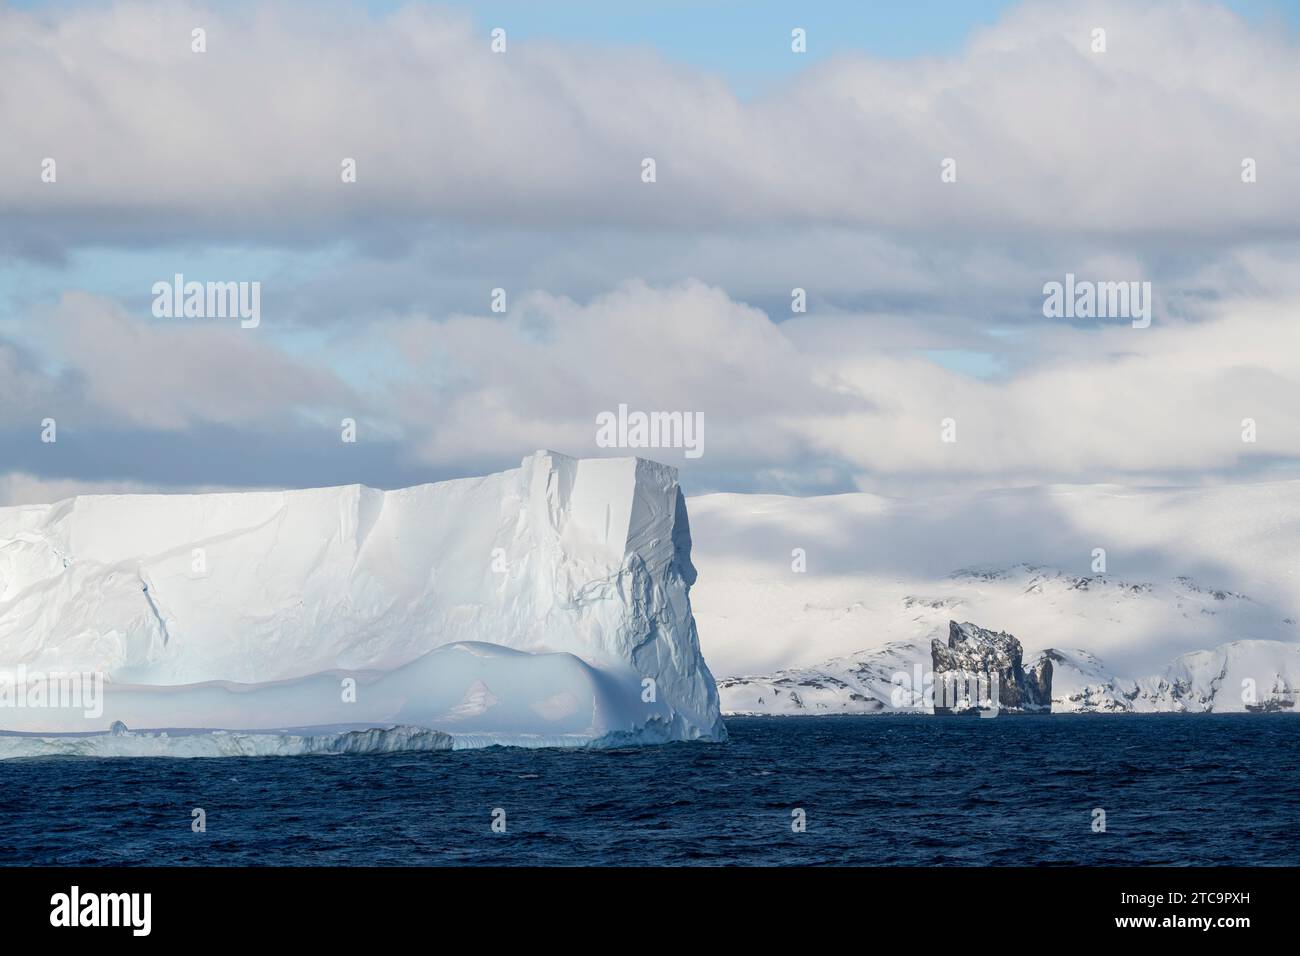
[931,620,1052,714]
[1023,655,1055,710]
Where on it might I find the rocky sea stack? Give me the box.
[931,620,1053,714]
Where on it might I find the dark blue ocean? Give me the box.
[1,715,1296,866]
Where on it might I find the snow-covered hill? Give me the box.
[688,480,1300,715]
[0,451,726,750]
[1048,639,1300,713]
[718,641,925,716]
[719,629,1300,716]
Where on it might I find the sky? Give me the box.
[3,0,1300,502]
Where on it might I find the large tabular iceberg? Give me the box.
[0,451,727,754]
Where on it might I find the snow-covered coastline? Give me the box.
[719,628,1300,716]
[689,481,1300,717]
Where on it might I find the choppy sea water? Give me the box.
[1,714,1295,866]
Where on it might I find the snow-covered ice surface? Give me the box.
[0,451,726,755]
[688,482,1300,716]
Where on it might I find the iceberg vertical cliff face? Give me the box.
[0,451,726,747]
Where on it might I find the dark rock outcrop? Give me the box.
[931,620,1052,714]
